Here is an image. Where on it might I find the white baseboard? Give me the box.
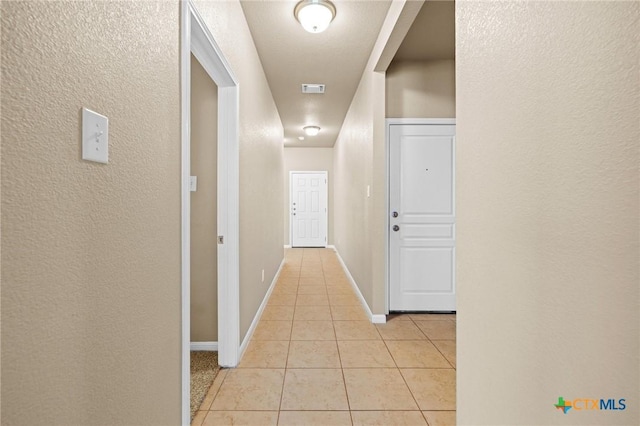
[284,245,336,249]
[238,258,286,359]
[190,341,218,351]
[332,248,386,324]
[370,314,387,323]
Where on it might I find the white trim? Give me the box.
[370,314,387,323]
[386,118,456,126]
[190,342,218,351]
[385,118,456,315]
[384,120,392,314]
[180,4,191,424]
[284,245,292,249]
[181,1,240,424]
[216,84,240,370]
[289,171,329,248]
[332,248,386,324]
[326,245,336,249]
[238,259,286,359]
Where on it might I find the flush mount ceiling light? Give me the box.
[303,126,321,136]
[294,0,336,33]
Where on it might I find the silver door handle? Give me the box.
[393,225,400,232]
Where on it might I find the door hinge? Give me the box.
[218,235,224,244]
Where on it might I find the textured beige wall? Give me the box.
[283,147,334,246]
[333,69,376,307]
[1,1,181,425]
[190,54,218,342]
[193,0,284,339]
[0,5,3,420]
[386,60,455,118]
[333,3,408,316]
[457,2,639,425]
[333,68,389,314]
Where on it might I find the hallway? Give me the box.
[192,248,456,426]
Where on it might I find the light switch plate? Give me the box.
[82,107,109,164]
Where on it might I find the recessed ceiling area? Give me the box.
[393,0,455,61]
[241,0,392,148]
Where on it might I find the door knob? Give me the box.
[393,225,400,232]
[392,211,398,218]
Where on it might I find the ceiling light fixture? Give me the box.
[303,126,320,136]
[294,0,336,34]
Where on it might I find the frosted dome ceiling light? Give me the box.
[303,126,321,136]
[294,0,336,34]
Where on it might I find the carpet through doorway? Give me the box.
[190,351,219,420]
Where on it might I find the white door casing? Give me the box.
[181,1,240,424]
[290,172,328,247]
[388,120,456,312]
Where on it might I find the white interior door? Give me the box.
[291,172,327,247]
[389,122,456,311]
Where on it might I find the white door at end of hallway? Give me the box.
[291,172,327,247]
[389,123,456,312]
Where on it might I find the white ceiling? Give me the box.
[241,0,392,148]
[241,0,455,148]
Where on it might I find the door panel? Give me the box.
[389,124,456,312]
[401,247,454,292]
[291,172,327,247]
[401,136,453,216]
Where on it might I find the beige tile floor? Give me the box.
[192,248,456,426]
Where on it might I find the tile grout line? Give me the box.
[322,250,353,425]
[422,410,432,425]
[377,324,427,423]
[279,250,303,422]
[397,362,426,415]
[409,315,457,370]
[202,367,229,416]
[393,315,456,420]
[276,251,302,424]
[323,250,355,425]
[430,339,456,370]
[408,315,431,341]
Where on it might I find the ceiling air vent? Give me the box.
[301,84,325,94]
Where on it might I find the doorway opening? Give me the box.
[188,52,220,418]
[181,1,240,424]
[190,53,218,348]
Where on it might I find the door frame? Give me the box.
[181,1,240,424]
[385,118,456,313]
[289,171,328,247]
